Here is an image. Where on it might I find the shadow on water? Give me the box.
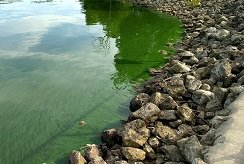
[81,0,182,86]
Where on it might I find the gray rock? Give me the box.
[185,75,202,91]
[105,149,123,164]
[192,125,210,135]
[200,129,216,146]
[192,89,214,105]
[150,92,177,110]
[159,110,177,121]
[161,145,184,162]
[178,124,195,137]
[121,147,146,161]
[224,93,238,108]
[210,60,232,81]
[177,106,195,124]
[205,87,228,112]
[155,121,179,143]
[132,103,160,123]
[206,27,230,40]
[143,142,156,159]
[121,119,150,147]
[164,76,187,98]
[177,135,203,163]
[169,119,183,128]
[170,60,191,73]
[209,116,228,128]
[196,67,212,79]
[204,112,215,119]
[130,93,150,112]
[192,158,206,164]
[156,154,165,164]
[69,150,87,164]
[148,137,160,148]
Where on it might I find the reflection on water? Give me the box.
[0,0,182,163]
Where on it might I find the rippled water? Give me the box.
[0,0,182,163]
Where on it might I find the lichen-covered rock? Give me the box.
[177,135,203,163]
[121,119,150,147]
[164,77,187,98]
[132,103,160,123]
[185,75,202,91]
[85,144,102,161]
[161,145,184,162]
[88,156,107,164]
[159,110,177,121]
[69,150,87,164]
[121,147,146,161]
[210,60,232,81]
[192,90,214,105]
[130,93,150,112]
[143,142,156,159]
[155,121,179,143]
[148,137,160,148]
[177,106,195,124]
[150,92,177,110]
[169,60,191,73]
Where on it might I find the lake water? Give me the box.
[0,0,182,163]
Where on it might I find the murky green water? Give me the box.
[0,0,182,163]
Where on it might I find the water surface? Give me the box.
[0,0,182,163]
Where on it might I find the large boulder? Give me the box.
[192,90,214,105]
[150,92,177,110]
[121,119,150,147]
[130,93,150,112]
[155,121,179,143]
[132,103,160,123]
[69,150,87,164]
[121,147,146,161]
[177,135,203,163]
[177,106,195,124]
[164,76,187,98]
[210,60,232,81]
[85,144,102,161]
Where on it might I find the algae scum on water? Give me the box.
[0,0,182,163]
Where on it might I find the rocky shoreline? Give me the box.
[69,0,244,163]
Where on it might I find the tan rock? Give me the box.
[121,147,146,161]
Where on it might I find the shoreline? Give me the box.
[69,0,244,163]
